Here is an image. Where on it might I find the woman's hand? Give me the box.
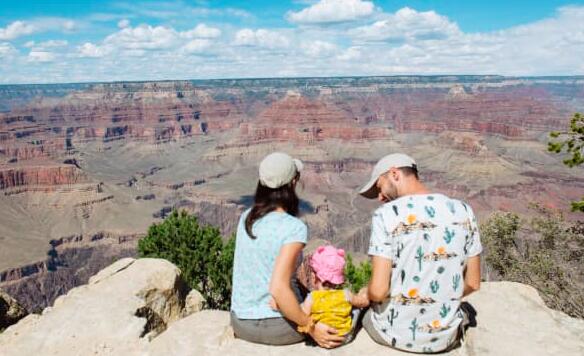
[308,322,345,349]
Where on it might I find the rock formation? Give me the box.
[0,289,27,330]
[1,258,583,355]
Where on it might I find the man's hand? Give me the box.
[308,322,345,349]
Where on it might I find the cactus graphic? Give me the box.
[440,303,451,318]
[446,200,456,214]
[462,203,468,212]
[407,202,414,209]
[391,338,397,347]
[409,318,419,341]
[415,246,424,271]
[430,280,440,294]
[437,266,445,274]
[423,233,431,241]
[443,227,455,244]
[427,195,435,201]
[388,308,399,326]
[424,206,436,218]
[423,347,434,353]
[401,269,406,284]
[413,275,420,282]
[396,242,404,258]
[453,273,461,291]
[392,205,399,216]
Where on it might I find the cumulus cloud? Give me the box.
[181,39,212,54]
[287,0,375,24]
[118,19,130,29]
[350,7,460,41]
[26,40,69,49]
[233,29,290,49]
[301,40,338,57]
[0,21,36,40]
[77,42,109,58]
[28,50,56,62]
[104,25,180,50]
[180,24,221,39]
[0,42,17,58]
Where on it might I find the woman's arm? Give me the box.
[269,242,311,326]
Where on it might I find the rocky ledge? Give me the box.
[0,258,583,355]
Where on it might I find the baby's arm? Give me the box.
[347,287,370,308]
[301,293,313,315]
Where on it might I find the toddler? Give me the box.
[302,245,369,338]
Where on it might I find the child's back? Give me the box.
[310,289,352,335]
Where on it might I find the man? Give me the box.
[360,153,482,353]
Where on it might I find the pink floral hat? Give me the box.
[310,245,346,285]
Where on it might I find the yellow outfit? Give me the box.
[310,290,352,335]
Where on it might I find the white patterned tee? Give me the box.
[367,193,482,353]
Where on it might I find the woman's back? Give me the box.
[231,208,307,319]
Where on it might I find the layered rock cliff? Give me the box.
[0,258,583,355]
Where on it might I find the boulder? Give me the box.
[0,289,27,330]
[0,258,189,355]
[2,258,584,356]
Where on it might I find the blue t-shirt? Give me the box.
[231,208,308,319]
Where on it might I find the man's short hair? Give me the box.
[398,165,419,180]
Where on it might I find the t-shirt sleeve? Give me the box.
[283,219,308,245]
[465,205,483,257]
[367,209,393,259]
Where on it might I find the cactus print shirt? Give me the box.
[231,209,308,319]
[367,193,482,353]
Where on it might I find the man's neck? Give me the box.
[398,180,430,198]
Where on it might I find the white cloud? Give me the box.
[287,0,375,24]
[0,42,17,58]
[350,7,460,41]
[77,42,109,58]
[181,39,212,54]
[28,50,56,62]
[0,21,36,40]
[301,40,338,57]
[180,24,221,39]
[337,46,362,61]
[104,25,180,50]
[118,19,131,29]
[27,40,68,49]
[233,29,290,49]
[62,20,76,31]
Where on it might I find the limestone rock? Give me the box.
[0,289,27,330]
[148,282,584,356]
[0,258,189,356]
[182,289,205,317]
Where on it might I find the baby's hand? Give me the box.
[268,296,279,311]
[351,287,370,308]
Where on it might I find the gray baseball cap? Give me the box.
[359,153,417,199]
[259,152,303,189]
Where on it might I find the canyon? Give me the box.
[0,76,583,312]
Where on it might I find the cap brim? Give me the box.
[293,158,303,172]
[359,177,380,199]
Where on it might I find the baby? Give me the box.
[269,245,369,339]
[302,245,369,338]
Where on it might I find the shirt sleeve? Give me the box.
[367,209,393,259]
[465,205,483,257]
[283,219,308,245]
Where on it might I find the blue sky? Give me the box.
[1,0,584,83]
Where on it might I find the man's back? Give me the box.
[368,193,482,353]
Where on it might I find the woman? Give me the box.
[230,152,345,348]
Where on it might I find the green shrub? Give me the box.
[137,210,235,310]
[344,253,371,293]
[481,206,584,318]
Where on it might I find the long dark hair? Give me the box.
[245,173,300,239]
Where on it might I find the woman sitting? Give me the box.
[230,152,345,348]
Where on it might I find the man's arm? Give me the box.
[463,255,481,297]
[368,256,392,302]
